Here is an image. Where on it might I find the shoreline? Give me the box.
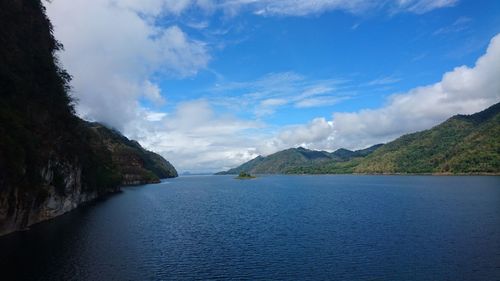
[216,172,500,176]
[0,179,172,238]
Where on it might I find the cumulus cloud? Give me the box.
[290,33,500,151]
[276,118,335,149]
[153,33,499,171]
[46,0,210,130]
[126,100,264,172]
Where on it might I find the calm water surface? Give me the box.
[1,175,499,280]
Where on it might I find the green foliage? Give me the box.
[218,145,381,175]
[355,104,500,174]
[0,0,177,200]
[0,0,77,192]
[218,103,499,175]
[286,158,363,174]
[236,172,256,179]
[86,122,178,181]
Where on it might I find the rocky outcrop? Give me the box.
[0,164,108,236]
[0,0,177,236]
[0,121,177,236]
[0,154,118,236]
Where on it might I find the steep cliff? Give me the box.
[0,0,177,236]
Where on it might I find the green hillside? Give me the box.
[217,145,382,174]
[355,102,500,174]
[86,122,178,184]
[218,103,499,175]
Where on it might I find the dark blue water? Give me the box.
[1,175,499,280]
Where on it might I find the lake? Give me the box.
[1,175,499,280]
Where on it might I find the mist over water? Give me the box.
[1,175,499,280]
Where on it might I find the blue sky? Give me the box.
[46,0,500,172]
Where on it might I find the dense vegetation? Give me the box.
[0,0,176,191]
[0,0,176,234]
[217,145,382,175]
[0,0,85,191]
[86,122,177,184]
[236,172,256,179]
[355,102,500,174]
[218,103,500,175]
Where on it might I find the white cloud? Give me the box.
[295,96,347,108]
[144,111,168,122]
[211,72,349,117]
[109,0,459,19]
[232,32,499,162]
[186,21,210,30]
[116,0,199,15]
[394,0,458,14]
[43,0,474,173]
[155,26,210,77]
[143,80,166,105]
[261,98,288,107]
[290,33,500,151]
[276,118,335,149]
[46,0,210,130]
[367,76,401,86]
[220,0,456,16]
[127,100,264,172]
[244,0,375,16]
[433,16,472,36]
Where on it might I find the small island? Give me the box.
[236,172,256,179]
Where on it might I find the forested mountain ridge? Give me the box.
[86,122,177,185]
[0,0,176,236]
[216,145,383,175]
[218,103,499,175]
[354,102,500,174]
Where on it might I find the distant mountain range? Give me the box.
[217,102,500,175]
[216,144,382,175]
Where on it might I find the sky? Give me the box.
[45,0,500,173]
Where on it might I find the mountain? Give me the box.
[330,144,383,161]
[218,103,499,175]
[216,145,382,175]
[0,0,176,236]
[86,122,177,185]
[354,102,500,174]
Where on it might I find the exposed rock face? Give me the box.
[0,121,177,236]
[0,0,177,236]
[0,155,119,236]
[0,160,111,236]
